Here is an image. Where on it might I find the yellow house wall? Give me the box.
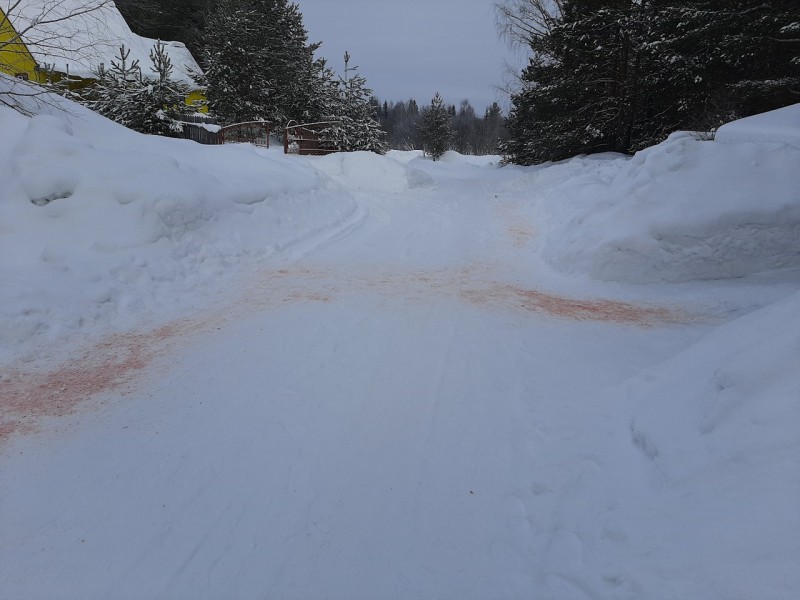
[185,89,208,113]
[2,7,206,114]
[0,7,45,83]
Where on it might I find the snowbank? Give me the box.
[534,113,800,282]
[387,149,424,163]
[312,150,433,193]
[629,290,800,491]
[716,102,800,150]
[0,101,358,366]
[619,290,800,597]
[533,290,800,599]
[439,150,502,167]
[386,150,502,168]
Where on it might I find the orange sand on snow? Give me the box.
[1,269,687,445]
[464,284,680,326]
[0,324,180,444]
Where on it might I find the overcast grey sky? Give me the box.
[294,0,522,112]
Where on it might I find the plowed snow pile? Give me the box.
[536,104,800,283]
[0,88,372,366]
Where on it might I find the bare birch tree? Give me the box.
[494,0,563,50]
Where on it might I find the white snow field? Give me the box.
[1,89,799,600]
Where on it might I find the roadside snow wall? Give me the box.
[537,104,800,283]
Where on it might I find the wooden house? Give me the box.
[0,0,205,109]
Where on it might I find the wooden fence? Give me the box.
[220,121,271,147]
[176,116,271,148]
[284,121,339,156]
[178,114,221,145]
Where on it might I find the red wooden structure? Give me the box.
[284,121,339,156]
[219,121,271,147]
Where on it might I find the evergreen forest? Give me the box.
[497,0,799,164]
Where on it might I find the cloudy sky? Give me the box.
[294,0,523,112]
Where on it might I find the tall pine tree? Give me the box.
[199,0,318,126]
[323,52,387,153]
[419,93,453,160]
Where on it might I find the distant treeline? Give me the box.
[374,98,507,155]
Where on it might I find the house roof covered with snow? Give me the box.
[2,0,201,84]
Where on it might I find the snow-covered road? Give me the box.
[1,157,725,600]
[2,104,799,598]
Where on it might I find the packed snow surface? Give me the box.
[1,96,799,600]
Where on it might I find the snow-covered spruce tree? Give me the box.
[499,0,800,165]
[321,52,387,153]
[83,45,143,128]
[84,42,188,136]
[199,0,318,127]
[652,0,800,129]
[115,0,211,57]
[419,93,452,161]
[198,0,269,123]
[502,0,654,164]
[305,56,341,122]
[143,41,191,135]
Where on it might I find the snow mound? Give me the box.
[544,291,800,598]
[386,150,502,168]
[0,104,357,366]
[538,127,800,282]
[386,149,424,164]
[716,102,800,149]
[617,291,800,596]
[312,151,433,192]
[439,150,501,166]
[630,290,800,482]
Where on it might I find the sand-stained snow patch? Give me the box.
[0,322,191,444]
[464,285,683,326]
[243,264,689,328]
